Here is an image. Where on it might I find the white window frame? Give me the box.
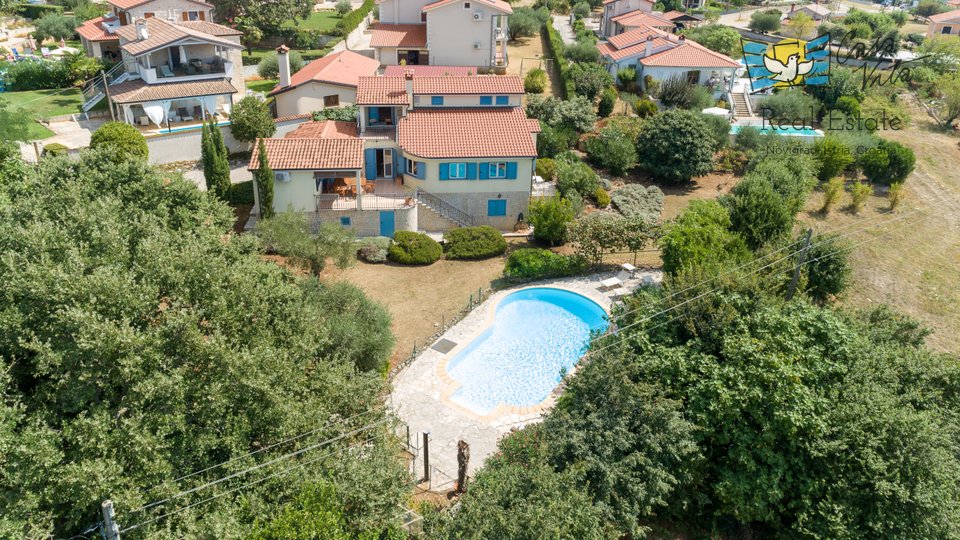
[488,162,507,178]
[406,159,420,176]
[187,10,200,20]
[449,162,467,179]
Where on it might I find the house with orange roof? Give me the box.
[371,0,511,69]
[598,25,740,97]
[269,50,381,118]
[610,10,676,34]
[249,71,538,235]
[663,10,704,29]
[600,0,655,37]
[76,0,214,62]
[927,8,960,37]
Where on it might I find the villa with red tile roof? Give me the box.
[371,0,511,69]
[598,25,740,97]
[249,71,538,235]
[269,50,381,118]
[600,0,654,37]
[610,10,675,34]
[927,8,960,37]
[76,0,214,62]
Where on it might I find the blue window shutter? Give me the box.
[479,163,488,180]
[487,199,506,216]
[417,163,425,179]
[364,149,377,180]
[480,96,492,105]
[467,162,477,179]
[439,163,449,180]
[496,95,509,105]
[368,107,379,122]
[398,155,406,175]
[506,162,518,179]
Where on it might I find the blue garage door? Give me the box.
[379,211,395,237]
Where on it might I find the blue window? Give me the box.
[340,216,351,226]
[431,96,444,106]
[488,162,507,178]
[495,95,509,105]
[449,162,467,179]
[480,95,493,105]
[487,199,507,216]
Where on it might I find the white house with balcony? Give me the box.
[249,67,538,236]
[87,17,244,129]
[371,0,511,70]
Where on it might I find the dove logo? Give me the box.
[741,34,831,93]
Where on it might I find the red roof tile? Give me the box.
[421,0,512,14]
[398,107,537,159]
[76,16,119,42]
[611,10,675,27]
[284,120,358,139]
[370,24,428,48]
[117,18,240,56]
[412,75,524,94]
[640,40,739,68]
[355,76,409,105]
[177,21,242,36]
[270,50,380,96]
[106,0,211,9]
[249,138,364,170]
[109,79,237,104]
[929,8,960,22]
[383,65,475,77]
[608,24,672,49]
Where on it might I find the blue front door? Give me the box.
[379,211,395,237]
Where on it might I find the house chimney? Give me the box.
[790,2,796,11]
[678,34,685,42]
[135,18,149,40]
[404,69,414,110]
[276,45,291,88]
[645,35,653,56]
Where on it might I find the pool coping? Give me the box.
[433,284,610,422]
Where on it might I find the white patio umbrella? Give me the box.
[702,107,730,116]
[49,46,80,57]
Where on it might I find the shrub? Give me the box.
[504,248,587,280]
[714,147,748,174]
[657,75,699,109]
[611,184,664,221]
[335,0,352,16]
[660,199,750,275]
[865,140,914,185]
[524,68,547,94]
[536,158,557,180]
[2,59,71,91]
[593,187,610,208]
[41,143,68,157]
[257,50,304,79]
[634,98,658,118]
[543,20,574,98]
[583,126,637,176]
[888,182,905,211]
[758,89,821,123]
[617,66,637,91]
[529,195,576,245]
[444,226,508,260]
[598,87,617,117]
[734,126,762,150]
[228,180,256,205]
[858,146,889,183]
[526,95,598,133]
[572,1,590,18]
[388,231,442,265]
[804,233,852,303]
[848,180,871,214]
[230,96,276,143]
[723,176,793,249]
[89,122,148,163]
[813,135,854,182]
[749,9,781,33]
[834,96,861,117]
[556,159,600,197]
[16,3,63,19]
[698,112,731,151]
[636,110,714,183]
[821,177,845,214]
[569,62,613,100]
[536,123,575,158]
[334,0,375,36]
[357,236,391,264]
[565,40,601,63]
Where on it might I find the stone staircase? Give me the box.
[416,200,462,233]
[414,189,476,230]
[731,91,753,120]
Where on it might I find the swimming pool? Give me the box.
[159,120,231,134]
[445,288,608,415]
[730,124,823,137]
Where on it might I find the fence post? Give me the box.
[422,432,431,484]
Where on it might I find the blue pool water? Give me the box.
[445,288,608,415]
[730,124,822,137]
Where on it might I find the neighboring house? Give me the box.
[598,25,739,97]
[783,3,833,22]
[84,17,245,127]
[249,69,538,235]
[76,0,214,61]
[681,0,704,10]
[928,8,960,37]
[600,0,654,37]
[610,10,676,34]
[371,0,511,69]
[663,10,704,30]
[269,49,380,118]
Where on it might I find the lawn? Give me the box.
[282,10,342,32]
[1,87,86,140]
[240,43,339,66]
[245,78,278,94]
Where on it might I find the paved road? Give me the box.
[551,14,575,45]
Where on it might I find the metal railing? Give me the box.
[360,193,416,210]
[81,62,126,110]
[414,188,475,227]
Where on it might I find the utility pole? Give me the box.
[786,228,813,301]
[101,500,121,540]
[101,70,115,122]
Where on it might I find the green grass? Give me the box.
[282,10,341,32]
[240,44,339,66]
[1,88,87,140]
[246,79,278,94]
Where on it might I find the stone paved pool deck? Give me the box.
[389,269,662,489]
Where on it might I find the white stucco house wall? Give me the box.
[600,0,654,37]
[269,50,381,118]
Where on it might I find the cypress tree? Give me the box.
[200,120,217,194]
[209,118,231,200]
[254,139,274,219]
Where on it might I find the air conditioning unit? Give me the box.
[472,11,483,21]
[274,171,291,182]
[473,41,481,49]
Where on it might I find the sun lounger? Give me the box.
[159,64,175,78]
[600,277,622,291]
[40,47,51,58]
[177,107,194,121]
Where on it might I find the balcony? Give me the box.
[136,57,231,84]
[315,179,414,211]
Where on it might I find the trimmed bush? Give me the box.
[593,187,610,208]
[17,3,63,19]
[228,180,256,205]
[536,158,557,180]
[583,125,637,176]
[89,122,148,163]
[444,226,508,260]
[611,184,664,221]
[388,231,442,265]
[42,143,68,157]
[598,86,617,117]
[524,68,547,94]
[543,22,574,98]
[334,0,375,36]
[504,248,587,280]
[634,98,658,118]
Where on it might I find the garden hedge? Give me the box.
[543,23,574,99]
[335,0,375,37]
[444,226,507,260]
[504,248,587,281]
[388,231,442,265]
[17,4,63,19]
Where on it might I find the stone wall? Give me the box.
[309,206,418,237]
[433,191,529,231]
[146,116,308,164]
